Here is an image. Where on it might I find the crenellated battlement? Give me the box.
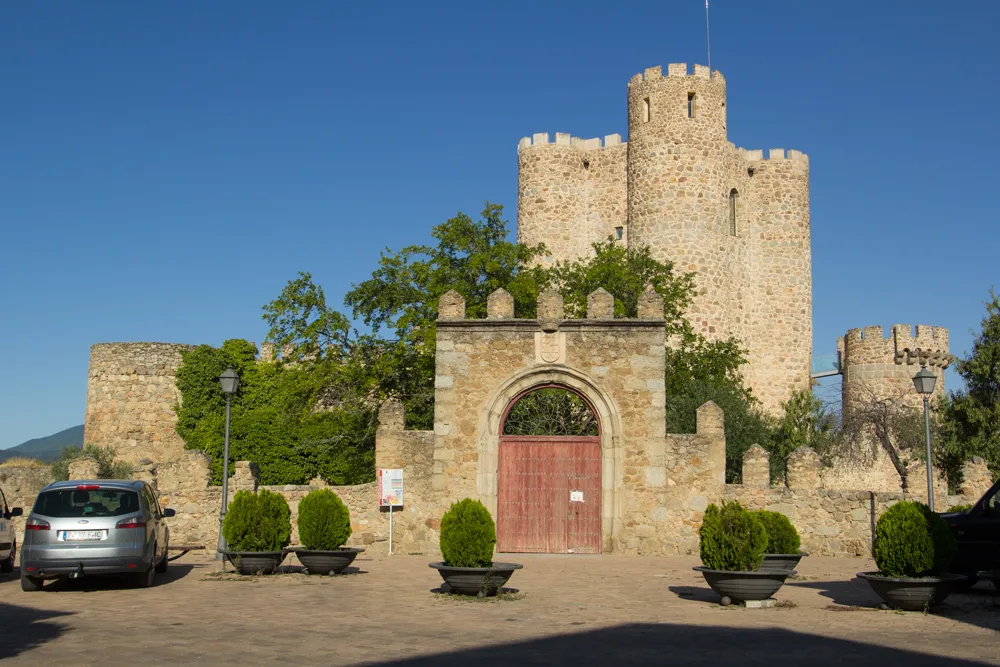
[436,287,665,323]
[517,132,625,151]
[839,324,951,368]
[737,147,809,166]
[628,63,724,85]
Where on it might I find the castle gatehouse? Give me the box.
[4,65,989,558]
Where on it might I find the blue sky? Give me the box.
[2,1,997,447]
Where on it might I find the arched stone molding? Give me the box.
[475,364,624,552]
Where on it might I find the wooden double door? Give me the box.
[496,436,602,554]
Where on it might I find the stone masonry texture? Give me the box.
[518,64,811,414]
[52,289,997,557]
[85,342,194,465]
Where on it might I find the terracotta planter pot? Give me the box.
[296,548,365,575]
[857,572,968,611]
[693,566,795,602]
[429,562,523,596]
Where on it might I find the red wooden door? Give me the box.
[497,436,601,553]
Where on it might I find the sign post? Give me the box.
[377,469,403,554]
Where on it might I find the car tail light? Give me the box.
[115,517,147,529]
[76,485,100,490]
[25,517,50,531]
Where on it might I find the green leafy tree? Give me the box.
[261,271,353,358]
[665,380,775,483]
[174,339,377,486]
[343,203,548,428]
[939,289,1000,482]
[771,389,838,481]
[230,202,758,484]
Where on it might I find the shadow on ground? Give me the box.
[790,577,1000,632]
[667,585,718,604]
[0,601,73,658]
[786,576,881,607]
[365,623,993,666]
[33,563,195,592]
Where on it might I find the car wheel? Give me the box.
[133,564,155,588]
[0,541,14,574]
[155,548,168,574]
[20,573,43,592]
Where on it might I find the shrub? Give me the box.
[699,501,768,571]
[298,488,352,550]
[873,501,957,577]
[755,510,801,555]
[439,498,496,568]
[222,489,292,552]
[947,503,972,513]
[51,444,132,481]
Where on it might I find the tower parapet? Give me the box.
[838,325,951,418]
[518,132,627,263]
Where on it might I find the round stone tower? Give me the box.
[838,324,952,420]
[517,133,628,266]
[516,63,812,413]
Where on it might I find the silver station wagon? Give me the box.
[20,480,174,591]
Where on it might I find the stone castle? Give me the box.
[3,63,983,558]
[517,63,810,413]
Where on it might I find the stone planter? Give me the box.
[225,551,287,576]
[761,553,806,573]
[693,566,795,603]
[296,548,365,575]
[430,562,523,596]
[857,572,968,611]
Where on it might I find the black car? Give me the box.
[942,477,1000,579]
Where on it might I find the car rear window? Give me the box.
[33,489,141,518]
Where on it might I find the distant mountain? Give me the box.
[1,425,84,463]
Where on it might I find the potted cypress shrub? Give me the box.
[222,489,292,575]
[429,498,522,596]
[756,510,806,572]
[857,500,966,611]
[295,488,365,575]
[694,501,796,603]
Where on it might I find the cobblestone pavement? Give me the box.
[0,552,996,666]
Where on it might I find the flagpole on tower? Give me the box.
[705,0,712,71]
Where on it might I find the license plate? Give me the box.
[62,530,106,541]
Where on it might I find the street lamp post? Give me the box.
[216,367,241,560]
[912,366,937,511]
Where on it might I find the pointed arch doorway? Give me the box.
[496,384,602,553]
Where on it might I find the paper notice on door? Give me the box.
[570,491,584,502]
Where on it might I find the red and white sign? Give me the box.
[378,469,403,507]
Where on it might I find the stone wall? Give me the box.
[517,64,811,414]
[0,464,53,540]
[725,445,989,557]
[85,342,194,465]
[141,452,407,555]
